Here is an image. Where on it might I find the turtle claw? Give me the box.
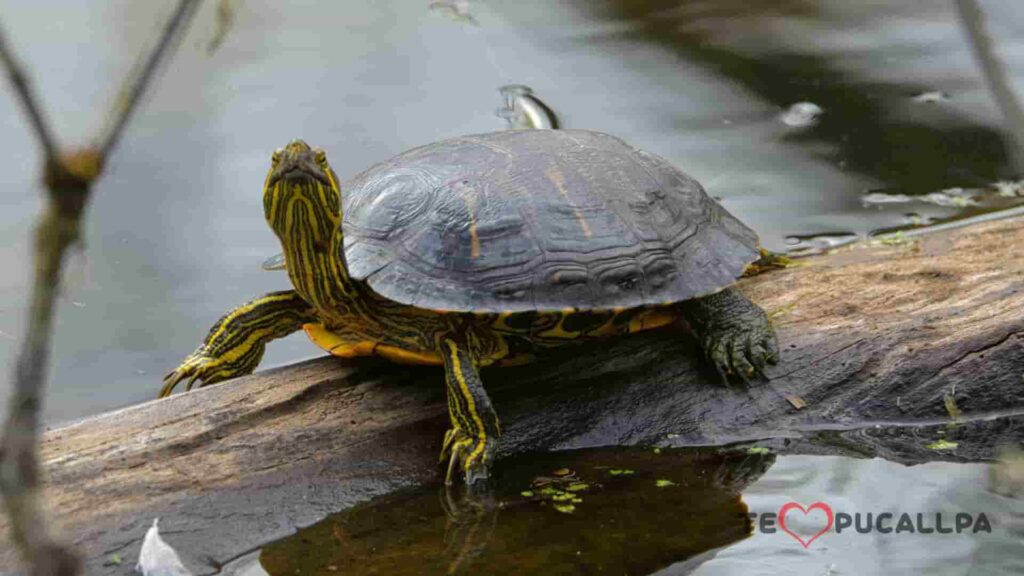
[440,427,496,486]
[704,327,774,384]
[684,288,778,385]
[160,350,235,397]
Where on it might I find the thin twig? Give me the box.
[98,0,202,158]
[0,2,201,574]
[955,0,1024,174]
[0,22,59,161]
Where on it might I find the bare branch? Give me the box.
[0,21,59,161]
[955,0,1024,174]
[0,2,203,574]
[98,0,202,158]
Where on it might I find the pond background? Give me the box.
[2,1,1024,574]
[2,0,1024,422]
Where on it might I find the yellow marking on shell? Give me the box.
[469,217,481,258]
[444,340,489,470]
[489,312,528,335]
[546,167,592,238]
[537,313,581,339]
[627,308,679,333]
[464,193,481,259]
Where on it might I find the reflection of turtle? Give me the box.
[162,130,778,485]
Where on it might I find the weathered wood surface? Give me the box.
[4,215,1024,574]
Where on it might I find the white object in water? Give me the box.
[428,1,477,25]
[992,179,1024,197]
[861,192,913,205]
[137,519,193,576]
[920,188,978,207]
[911,91,949,103]
[497,85,558,130]
[779,102,823,128]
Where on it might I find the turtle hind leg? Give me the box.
[437,334,501,486]
[678,287,779,383]
[161,290,317,396]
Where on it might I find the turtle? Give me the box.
[162,129,779,485]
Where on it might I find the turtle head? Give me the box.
[263,139,341,249]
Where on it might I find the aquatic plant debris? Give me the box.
[138,518,193,576]
[879,231,908,246]
[860,187,978,207]
[911,91,949,103]
[769,302,798,320]
[992,180,1024,197]
[944,391,962,421]
[428,0,478,25]
[926,439,959,450]
[861,192,913,205]
[780,102,823,127]
[655,479,677,488]
[902,212,933,226]
[608,469,635,476]
[747,446,771,455]
[922,189,977,207]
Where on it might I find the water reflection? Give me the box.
[257,447,773,575]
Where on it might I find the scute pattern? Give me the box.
[342,129,760,312]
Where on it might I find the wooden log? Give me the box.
[3,215,1024,574]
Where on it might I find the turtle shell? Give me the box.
[341,129,759,313]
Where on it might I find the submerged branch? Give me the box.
[0,2,200,574]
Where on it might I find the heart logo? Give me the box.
[778,501,834,548]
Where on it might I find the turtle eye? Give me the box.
[314,148,327,165]
[271,148,283,164]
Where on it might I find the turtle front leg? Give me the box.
[679,287,779,382]
[161,290,317,396]
[437,334,501,486]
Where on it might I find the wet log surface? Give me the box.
[3,215,1024,574]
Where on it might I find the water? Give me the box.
[2,1,1024,573]
[212,448,1023,575]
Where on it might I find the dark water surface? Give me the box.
[214,447,1022,575]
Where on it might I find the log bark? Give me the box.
[4,215,1024,574]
